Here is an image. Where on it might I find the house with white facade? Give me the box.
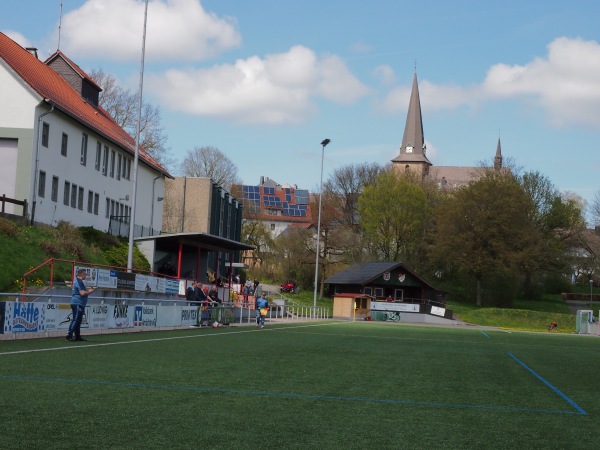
[0,32,171,233]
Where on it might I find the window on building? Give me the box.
[110,200,116,218]
[109,150,116,178]
[116,154,122,180]
[38,171,46,198]
[270,223,275,231]
[51,176,59,202]
[61,133,68,157]
[78,186,84,210]
[94,193,99,215]
[95,141,101,171]
[355,298,368,309]
[63,181,70,205]
[80,133,88,166]
[71,184,78,208]
[126,158,131,180]
[42,122,49,147]
[374,287,384,299]
[105,198,110,218]
[122,157,127,179]
[102,145,109,176]
[87,190,93,213]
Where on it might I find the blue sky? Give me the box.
[2,0,599,220]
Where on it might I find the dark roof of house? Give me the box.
[325,262,402,285]
[0,32,171,178]
[324,261,437,290]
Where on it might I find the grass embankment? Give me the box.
[0,218,149,292]
[450,295,579,333]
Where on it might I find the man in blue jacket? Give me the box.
[66,268,94,342]
[255,293,269,329]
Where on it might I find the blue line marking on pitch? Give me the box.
[0,373,582,415]
[480,330,490,338]
[507,352,587,415]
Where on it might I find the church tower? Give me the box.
[392,72,432,177]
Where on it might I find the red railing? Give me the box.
[21,258,175,293]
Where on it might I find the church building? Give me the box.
[391,72,503,188]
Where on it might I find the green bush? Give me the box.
[53,221,86,260]
[104,243,151,272]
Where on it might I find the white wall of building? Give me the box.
[0,61,38,127]
[30,109,165,232]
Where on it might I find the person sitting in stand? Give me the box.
[186,282,195,301]
[208,285,221,304]
[194,282,207,303]
[386,295,394,302]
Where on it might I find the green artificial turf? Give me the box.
[1,322,598,449]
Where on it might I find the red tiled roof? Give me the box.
[0,32,170,177]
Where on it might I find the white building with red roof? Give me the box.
[0,32,172,234]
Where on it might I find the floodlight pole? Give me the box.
[127,0,149,270]
[313,138,330,313]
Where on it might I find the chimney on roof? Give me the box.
[25,47,39,59]
[260,176,264,185]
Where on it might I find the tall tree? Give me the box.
[311,191,360,297]
[89,69,174,170]
[179,146,241,192]
[358,171,430,265]
[324,162,387,226]
[590,189,600,227]
[518,171,586,296]
[431,170,535,306]
[241,220,274,268]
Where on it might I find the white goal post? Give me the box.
[576,310,594,334]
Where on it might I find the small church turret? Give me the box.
[494,137,503,171]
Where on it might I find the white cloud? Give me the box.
[146,45,370,124]
[2,30,32,48]
[379,37,600,129]
[373,65,396,87]
[60,0,240,62]
[482,37,600,128]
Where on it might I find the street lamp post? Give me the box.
[127,0,149,270]
[590,278,594,310]
[313,138,330,314]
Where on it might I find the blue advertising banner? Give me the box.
[3,302,45,333]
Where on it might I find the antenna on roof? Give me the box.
[57,0,63,50]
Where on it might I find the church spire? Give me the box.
[494,136,503,170]
[392,72,431,175]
